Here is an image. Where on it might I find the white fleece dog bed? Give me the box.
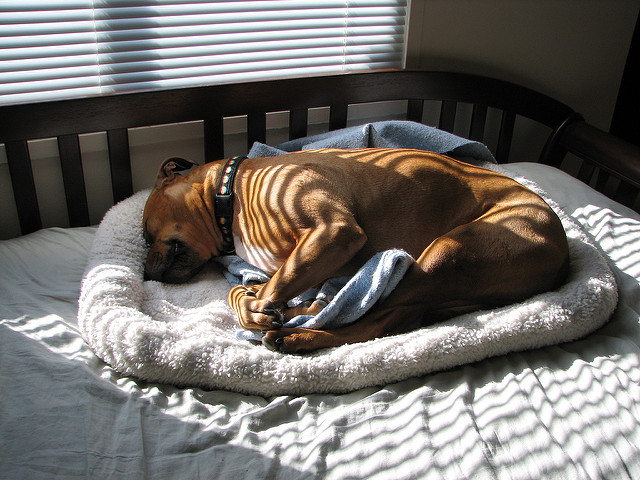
[78,168,618,396]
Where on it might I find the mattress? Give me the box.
[1,162,640,479]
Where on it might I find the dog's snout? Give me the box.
[143,243,206,284]
[144,266,162,282]
[144,250,167,282]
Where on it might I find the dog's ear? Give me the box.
[154,157,198,189]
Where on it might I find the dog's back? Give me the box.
[233,148,556,264]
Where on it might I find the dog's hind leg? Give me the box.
[263,201,568,353]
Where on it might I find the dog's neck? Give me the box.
[213,156,247,254]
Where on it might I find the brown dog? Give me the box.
[143,148,569,353]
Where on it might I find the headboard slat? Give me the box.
[439,100,457,133]
[5,140,42,235]
[577,162,596,184]
[469,104,488,142]
[289,108,308,140]
[595,170,612,195]
[496,110,516,163]
[107,128,133,203]
[329,104,348,131]
[57,134,90,227]
[407,99,424,123]
[204,116,224,162]
[247,112,267,151]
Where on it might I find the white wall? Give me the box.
[407,0,639,130]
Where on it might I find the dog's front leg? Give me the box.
[227,283,284,330]
[228,219,367,331]
[229,284,330,332]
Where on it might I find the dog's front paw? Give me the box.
[282,297,331,321]
[262,328,331,354]
[228,284,284,330]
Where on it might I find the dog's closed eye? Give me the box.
[170,239,187,258]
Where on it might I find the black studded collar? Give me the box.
[214,155,247,255]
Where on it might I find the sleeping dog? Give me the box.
[143,148,569,353]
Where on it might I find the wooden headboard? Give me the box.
[2,69,640,238]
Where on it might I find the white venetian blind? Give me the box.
[0,0,407,105]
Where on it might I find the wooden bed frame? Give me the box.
[2,69,640,238]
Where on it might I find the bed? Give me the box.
[2,69,640,478]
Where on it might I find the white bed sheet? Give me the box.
[1,162,640,479]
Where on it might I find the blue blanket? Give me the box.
[249,120,496,165]
[225,121,497,341]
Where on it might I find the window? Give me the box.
[0,0,408,105]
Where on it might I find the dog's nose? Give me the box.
[144,267,159,282]
[144,264,169,282]
[144,253,166,282]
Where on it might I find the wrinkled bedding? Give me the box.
[2,162,640,479]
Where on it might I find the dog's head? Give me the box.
[142,157,222,283]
